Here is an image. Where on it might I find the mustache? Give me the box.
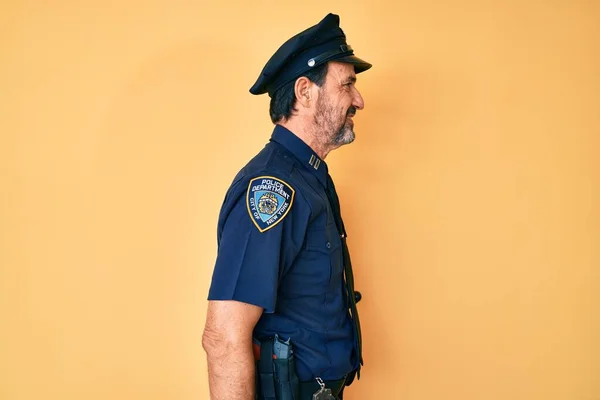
[346,106,357,117]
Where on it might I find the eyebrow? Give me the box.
[343,76,357,84]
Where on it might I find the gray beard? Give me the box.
[313,99,356,149]
[333,122,356,146]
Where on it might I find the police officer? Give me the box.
[203,13,372,400]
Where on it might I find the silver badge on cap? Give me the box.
[307,58,316,67]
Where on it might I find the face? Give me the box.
[313,61,365,150]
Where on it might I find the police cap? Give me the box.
[249,13,372,97]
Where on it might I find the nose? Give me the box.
[353,87,365,110]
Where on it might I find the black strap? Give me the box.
[325,175,363,378]
[258,339,276,400]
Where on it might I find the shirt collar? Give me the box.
[270,124,328,187]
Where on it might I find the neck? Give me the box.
[278,117,331,159]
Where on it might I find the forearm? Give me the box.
[205,340,255,400]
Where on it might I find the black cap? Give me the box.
[249,13,372,97]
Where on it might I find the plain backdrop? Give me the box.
[1,1,598,399]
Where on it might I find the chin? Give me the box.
[334,128,355,146]
[343,122,356,142]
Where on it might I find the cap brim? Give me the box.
[334,54,372,73]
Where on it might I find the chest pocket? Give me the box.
[281,222,343,298]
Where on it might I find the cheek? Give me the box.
[340,103,350,117]
[342,95,354,111]
[335,99,348,114]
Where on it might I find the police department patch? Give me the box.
[246,176,295,232]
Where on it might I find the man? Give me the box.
[203,13,372,400]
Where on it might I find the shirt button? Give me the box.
[326,242,331,249]
[354,291,362,303]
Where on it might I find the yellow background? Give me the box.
[1,1,598,399]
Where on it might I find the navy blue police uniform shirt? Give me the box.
[208,125,358,381]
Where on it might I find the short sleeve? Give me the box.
[207,175,310,313]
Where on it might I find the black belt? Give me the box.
[298,377,346,399]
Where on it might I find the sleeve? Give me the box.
[207,175,310,313]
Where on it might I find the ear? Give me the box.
[294,76,313,108]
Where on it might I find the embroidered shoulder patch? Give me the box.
[246,176,295,233]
